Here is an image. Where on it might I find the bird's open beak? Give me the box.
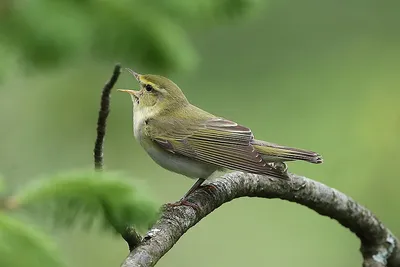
[117,89,139,99]
[119,68,141,100]
[125,68,141,82]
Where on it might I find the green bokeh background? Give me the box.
[1,0,399,266]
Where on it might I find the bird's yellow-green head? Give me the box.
[118,69,188,113]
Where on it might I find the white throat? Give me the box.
[133,105,157,141]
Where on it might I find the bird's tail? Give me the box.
[252,140,323,164]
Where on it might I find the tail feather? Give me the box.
[252,140,323,164]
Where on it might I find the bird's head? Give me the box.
[118,69,188,114]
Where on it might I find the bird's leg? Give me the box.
[268,162,288,175]
[181,178,206,199]
[167,178,205,209]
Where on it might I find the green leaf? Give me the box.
[0,213,64,267]
[13,171,159,233]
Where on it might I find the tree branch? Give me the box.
[121,172,399,267]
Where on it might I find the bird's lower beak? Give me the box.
[117,89,139,99]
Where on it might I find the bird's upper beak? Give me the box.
[118,68,141,100]
[117,89,139,99]
[125,68,141,82]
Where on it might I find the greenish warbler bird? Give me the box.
[118,68,323,206]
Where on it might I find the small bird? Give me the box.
[118,69,323,206]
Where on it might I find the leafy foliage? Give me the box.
[0,214,64,267]
[0,171,159,266]
[0,0,263,74]
[13,171,159,233]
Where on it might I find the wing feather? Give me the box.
[152,117,286,179]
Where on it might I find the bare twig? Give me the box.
[94,63,121,171]
[121,172,399,267]
[93,64,142,250]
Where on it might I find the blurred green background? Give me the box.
[1,0,399,266]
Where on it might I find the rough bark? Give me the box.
[121,172,399,267]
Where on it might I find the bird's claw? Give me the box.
[199,183,217,192]
[166,199,200,211]
[268,162,288,175]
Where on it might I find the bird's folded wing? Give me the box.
[152,117,286,178]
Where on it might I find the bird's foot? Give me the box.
[268,162,289,175]
[166,198,200,211]
[165,181,216,211]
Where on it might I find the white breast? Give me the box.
[133,109,144,140]
[133,106,157,142]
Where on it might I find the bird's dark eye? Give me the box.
[145,84,153,92]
